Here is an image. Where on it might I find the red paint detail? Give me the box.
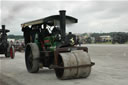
[44,40,50,43]
[10,47,14,59]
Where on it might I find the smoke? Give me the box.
[1,1,29,24]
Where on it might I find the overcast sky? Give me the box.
[1,0,128,35]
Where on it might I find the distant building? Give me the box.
[100,35,112,42]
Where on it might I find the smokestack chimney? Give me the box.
[1,25,6,34]
[59,10,66,41]
[2,25,5,29]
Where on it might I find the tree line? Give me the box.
[8,34,23,40]
[83,32,128,44]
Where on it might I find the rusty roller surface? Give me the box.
[55,50,91,79]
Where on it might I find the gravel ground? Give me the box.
[0,44,128,85]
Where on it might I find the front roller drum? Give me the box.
[55,50,93,79]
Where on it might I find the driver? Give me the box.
[52,26,60,35]
[41,24,50,37]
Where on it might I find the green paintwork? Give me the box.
[34,34,60,51]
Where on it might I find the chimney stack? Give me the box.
[59,10,66,41]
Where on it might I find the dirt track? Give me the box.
[0,44,128,85]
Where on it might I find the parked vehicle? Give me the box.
[0,25,15,59]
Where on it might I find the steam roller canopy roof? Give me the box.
[0,29,10,33]
[21,15,78,27]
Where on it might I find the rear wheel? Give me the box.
[5,52,10,58]
[5,43,15,59]
[10,46,15,59]
[25,43,40,73]
[5,43,11,58]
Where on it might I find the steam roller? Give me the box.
[21,10,95,80]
